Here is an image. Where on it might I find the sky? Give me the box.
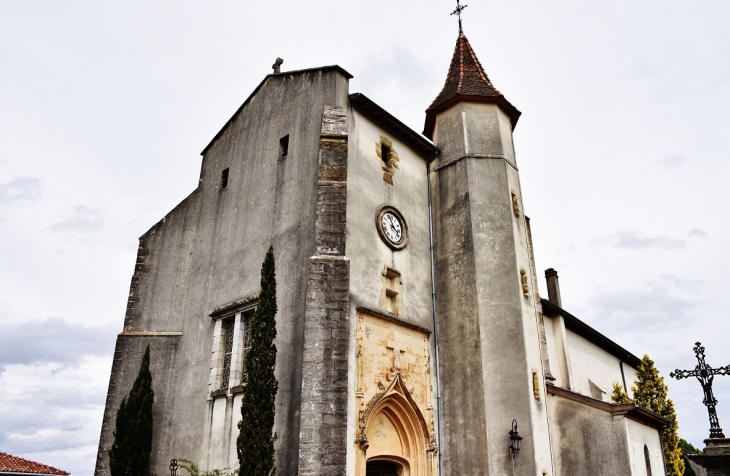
[0,1,728,474]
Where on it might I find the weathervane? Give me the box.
[671,342,730,438]
[451,0,468,37]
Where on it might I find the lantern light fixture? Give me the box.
[509,419,523,458]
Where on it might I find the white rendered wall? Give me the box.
[566,330,637,401]
[345,107,436,475]
[625,418,666,476]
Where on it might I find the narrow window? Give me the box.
[280,135,289,158]
[240,313,252,385]
[511,191,520,218]
[220,167,229,189]
[381,266,402,316]
[381,142,391,164]
[644,445,652,476]
[220,319,234,389]
[520,269,529,297]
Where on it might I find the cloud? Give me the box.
[0,177,42,205]
[611,230,687,250]
[589,286,696,332]
[659,155,685,167]
[48,205,104,233]
[689,229,708,238]
[0,317,117,373]
[654,274,703,292]
[0,357,110,475]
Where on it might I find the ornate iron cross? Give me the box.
[451,0,468,36]
[671,342,730,438]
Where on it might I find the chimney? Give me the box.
[545,268,562,308]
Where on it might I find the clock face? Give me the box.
[376,205,408,250]
[381,212,403,243]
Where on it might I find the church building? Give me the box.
[95,30,670,476]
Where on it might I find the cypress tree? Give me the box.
[109,343,154,476]
[612,355,684,476]
[610,381,630,404]
[237,244,278,476]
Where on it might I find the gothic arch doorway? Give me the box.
[357,373,437,476]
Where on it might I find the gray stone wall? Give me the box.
[95,68,351,476]
[430,102,549,475]
[430,158,491,475]
[548,396,632,475]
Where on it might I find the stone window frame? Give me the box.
[208,296,257,399]
[376,136,400,185]
[380,265,404,317]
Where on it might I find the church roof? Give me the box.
[541,299,642,369]
[0,451,70,475]
[423,34,521,139]
[349,93,438,159]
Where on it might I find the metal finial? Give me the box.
[451,0,468,36]
[272,57,283,74]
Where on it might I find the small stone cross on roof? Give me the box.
[272,57,283,74]
[387,334,407,368]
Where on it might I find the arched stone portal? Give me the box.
[355,310,438,476]
[357,373,436,476]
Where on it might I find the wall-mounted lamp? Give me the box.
[509,419,523,458]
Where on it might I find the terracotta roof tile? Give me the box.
[423,34,521,139]
[0,452,70,475]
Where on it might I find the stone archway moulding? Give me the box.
[356,372,437,476]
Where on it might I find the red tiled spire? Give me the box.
[423,34,521,139]
[0,451,70,475]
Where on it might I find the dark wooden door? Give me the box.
[366,460,399,476]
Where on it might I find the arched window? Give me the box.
[644,444,652,476]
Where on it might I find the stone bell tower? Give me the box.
[425,34,554,475]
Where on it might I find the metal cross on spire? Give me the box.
[451,0,468,37]
[671,342,730,438]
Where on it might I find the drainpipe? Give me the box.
[620,358,628,395]
[427,150,443,476]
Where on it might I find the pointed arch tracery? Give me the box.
[357,372,437,476]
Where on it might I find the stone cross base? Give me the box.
[704,438,730,456]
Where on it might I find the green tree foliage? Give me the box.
[678,438,702,476]
[109,343,154,476]
[611,381,630,404]
[177,458,239,476]
[682,456,697,476]
[611,355,684,476]
[237,244,279,476]
[679,438,702,454]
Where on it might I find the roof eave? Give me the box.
[541,299,643,368]
[423,95,522,140]
[349,93,438,159]
[546,384,670,430]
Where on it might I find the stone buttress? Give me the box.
[298,106,351,475]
